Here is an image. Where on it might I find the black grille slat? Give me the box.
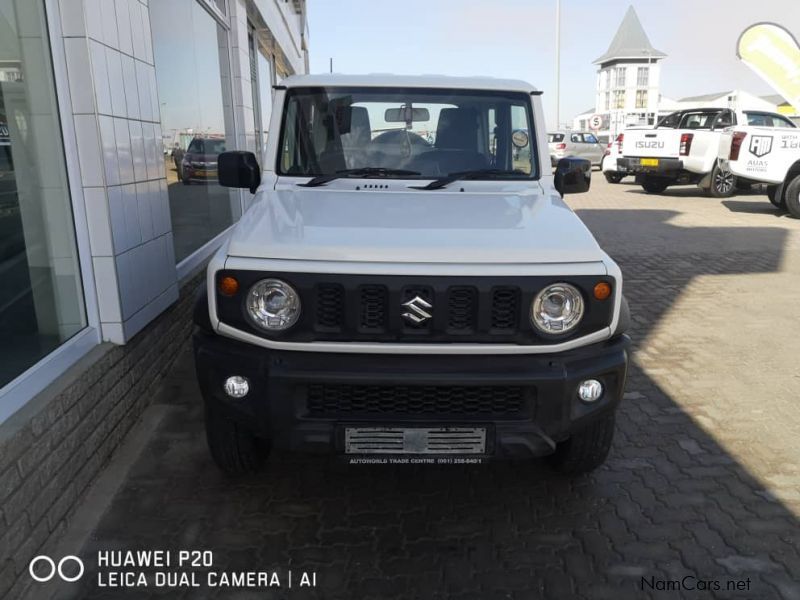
[447,286,477,333]
[491,287,520,331]
[316,284,344,329]
[306,384,527,417]
[359,285,388,331]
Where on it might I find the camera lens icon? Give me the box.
[29,555,84,583]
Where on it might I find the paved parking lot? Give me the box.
[65,178,800,599]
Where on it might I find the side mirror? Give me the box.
[218,151,261,194]
[554,157,591,196]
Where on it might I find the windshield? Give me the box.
[677,111,721,130]
[277,87,537,179]
[187,138,226,154]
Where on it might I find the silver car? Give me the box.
[549,131,605,167]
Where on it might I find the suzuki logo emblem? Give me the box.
[401,296,433,325]
[749,135,773,158]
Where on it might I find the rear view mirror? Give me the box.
[385,107,430,123]
[554,157,591,196]
[218,151,261,194]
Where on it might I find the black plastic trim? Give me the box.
[214,271,616,346]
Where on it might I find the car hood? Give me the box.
[225,186,605,264]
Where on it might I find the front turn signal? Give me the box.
[219,276,240,296]
[593,282,612,301]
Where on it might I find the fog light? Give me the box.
[224,376,249,398]
[578,379,603,402]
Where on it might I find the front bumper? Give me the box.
[617,157,683,175]
[194,331,630,460]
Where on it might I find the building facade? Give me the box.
[573,6,792,137]
[588,6,666,140]
[0,1,307,594]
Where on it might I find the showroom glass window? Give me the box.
[256,45,274,165]
[150,0,238,263]
[0,0,86,388]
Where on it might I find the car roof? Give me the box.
[279,73,538,94]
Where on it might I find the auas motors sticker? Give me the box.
[749,135,773,157]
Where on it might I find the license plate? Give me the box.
[345,427,486,454]
[640,158,659,167]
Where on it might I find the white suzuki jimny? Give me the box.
[193,74,630,475]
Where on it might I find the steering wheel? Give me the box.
[371,129,430,159]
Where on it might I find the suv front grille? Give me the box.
[306,383,529,418]
[214,272,615,345]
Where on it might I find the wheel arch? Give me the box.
[784,160,800,185]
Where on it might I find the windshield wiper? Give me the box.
[297,167,421,187]
[410,169,528,190]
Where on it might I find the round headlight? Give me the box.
[531,283,584,334]
[246,279,301,331]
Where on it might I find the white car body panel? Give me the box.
[621,127,718,174]
[720,126,800,184]
[224,186,605,265]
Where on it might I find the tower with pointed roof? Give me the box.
[592,6,666,138]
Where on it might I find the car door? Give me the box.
[569,133,585,160]
[582,133,604,165]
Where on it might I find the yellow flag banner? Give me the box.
[737,23,800,114]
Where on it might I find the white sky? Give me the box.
[307,0,797,129]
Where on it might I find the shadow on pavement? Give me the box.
[63,208,800,600]
[624,185,765,199]
[721,199,787,218]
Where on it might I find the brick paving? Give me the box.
[60,179,800,599]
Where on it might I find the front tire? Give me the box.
[205,403,268,475]
[640,176,670,194]
[547,412,616,475]
[605,172,624,184]
[785,175,800,219]
[709,162,737,198]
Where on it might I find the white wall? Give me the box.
[56,0,179,344]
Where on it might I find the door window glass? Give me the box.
[0,0,87,388]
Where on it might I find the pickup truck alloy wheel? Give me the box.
[785,176,800,219]
[709,163,736,198]
[604,172,624,184]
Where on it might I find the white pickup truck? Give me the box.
[616,108,796,196]
[719,123,800,217]
[192,74,630,476]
